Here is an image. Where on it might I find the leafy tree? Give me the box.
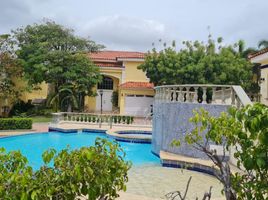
[258,40,268,49]
[173,103,268,200]
[0,34,24,108]
[0,138,131,199]
[139,37,255,94]
[12,21,104,111]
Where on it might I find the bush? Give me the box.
[0,118,32,130]
[9,100,34,117]
[0,138,130,199]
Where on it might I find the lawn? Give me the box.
[31,116,52,123]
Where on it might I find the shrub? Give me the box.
[0,118,32,130]
[9,100,34,117]
[0,138,131,199]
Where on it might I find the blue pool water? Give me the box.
[0,132,160,169]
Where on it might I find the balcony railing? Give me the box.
[154,84,252,108]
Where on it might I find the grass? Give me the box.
[31,116,52,123]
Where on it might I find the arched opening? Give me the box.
[97,76,113,90]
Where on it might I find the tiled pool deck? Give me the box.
[0,122,225,200]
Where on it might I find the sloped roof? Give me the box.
[120,81,154,90]
[248,47,268,59]
[89,50,145,61]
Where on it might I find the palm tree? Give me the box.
[47,86,78,112]
[258,40,268,49]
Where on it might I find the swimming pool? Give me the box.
[0,131,160,169]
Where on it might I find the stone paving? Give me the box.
[118,164,224,200]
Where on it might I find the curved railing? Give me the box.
[154,84,252,108]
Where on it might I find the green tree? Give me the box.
[0,138,131,199]
[139,37,255,93]
[0,34,24,108]
[174,103,268,200]
[258,40,268,49]
[13,21,104,111]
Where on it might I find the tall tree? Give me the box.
[0,34,23,109]
[139,37,255,93]
[13,21,104,111]
[258,40,268,49]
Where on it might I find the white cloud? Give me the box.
[78,15,172,51]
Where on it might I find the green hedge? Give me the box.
[0,118,33,130]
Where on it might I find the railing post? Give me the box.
[193,87,198,103]
[231,88,235,105]
[212,87,216,104]
[109,115,113,129]
[221,87,226,104]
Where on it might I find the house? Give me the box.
[85,51,154,117]
[249,48,268,105]
[0,50,154,117]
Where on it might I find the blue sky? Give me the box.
[1,0,267,51]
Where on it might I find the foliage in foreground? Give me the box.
[0,138,131,200]
[173,103,268,200]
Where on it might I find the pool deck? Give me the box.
[0,122,227,199]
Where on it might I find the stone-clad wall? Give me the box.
[152,102,230,159]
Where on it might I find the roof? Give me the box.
[120,82,154,90]
[89,50,145,61]
[94,62,123,68]
[248,47,268,59]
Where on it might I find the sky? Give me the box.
[1,0,267,51]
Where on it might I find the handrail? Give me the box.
[154,84,252,108]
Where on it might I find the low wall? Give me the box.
[152,102,229,159]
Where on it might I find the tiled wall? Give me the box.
[152,102,229,159]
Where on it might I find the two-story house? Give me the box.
[1,51,154,117]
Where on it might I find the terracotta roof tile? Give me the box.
[248,47,268,59]
[120,82,154,89]
[89,50,145,61]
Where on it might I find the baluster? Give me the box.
[203,87,207,104]
[169,88,172,102]
[221,87,226,104]
[193,87,198,103]
[185,87,190,102]
[178,87,182,102]
[212,87,216,104]
[231,88,235,105]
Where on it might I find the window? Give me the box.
[97,76,113,90]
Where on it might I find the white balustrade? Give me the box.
[154,84,252,107]
[51,112,135,128]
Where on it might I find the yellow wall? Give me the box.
[20,82,48,102]
[119,89,155,115]
[124,61,148,82]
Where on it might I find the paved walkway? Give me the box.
[118,165,224,200]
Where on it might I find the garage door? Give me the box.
[125,95,154,117]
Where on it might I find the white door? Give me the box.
[96,90,113,112]
[125,95,154,117]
